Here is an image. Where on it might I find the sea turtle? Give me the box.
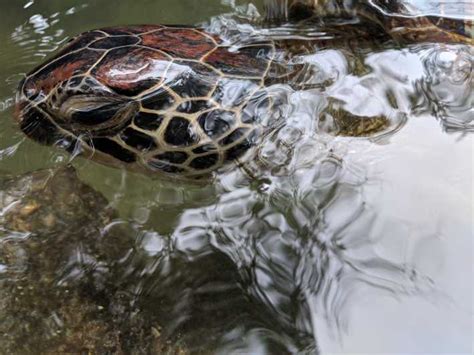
[14,1,472,179]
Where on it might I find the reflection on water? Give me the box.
[0,1,472,354]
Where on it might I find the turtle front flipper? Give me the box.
[363,1,473,45]
[384,16,472,45]
[264,0,473,45]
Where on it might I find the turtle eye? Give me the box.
[66,96,128,125]
[53,94,129,123]
[47,93,138,136]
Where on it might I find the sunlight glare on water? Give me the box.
[0,0,472,354]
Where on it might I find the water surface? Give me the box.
[0,1,472,354]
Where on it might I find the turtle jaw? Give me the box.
[14,99,64,147]
[13,78,56,146]
[14,80,70,147]
[46,93,139,137]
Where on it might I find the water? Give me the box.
[0,1,472,353]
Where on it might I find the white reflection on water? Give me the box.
[146,9,471,353]
[324,116,473,354]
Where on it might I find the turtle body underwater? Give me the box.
[14,0,472,179]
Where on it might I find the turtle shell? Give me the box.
[15,25,282,177]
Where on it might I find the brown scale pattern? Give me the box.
[140,28,220,59]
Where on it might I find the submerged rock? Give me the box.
[0,166,187,354]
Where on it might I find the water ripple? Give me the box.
[0,1,472,353]
[415,44,474,132]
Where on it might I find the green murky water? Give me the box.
[0,1,472,354]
